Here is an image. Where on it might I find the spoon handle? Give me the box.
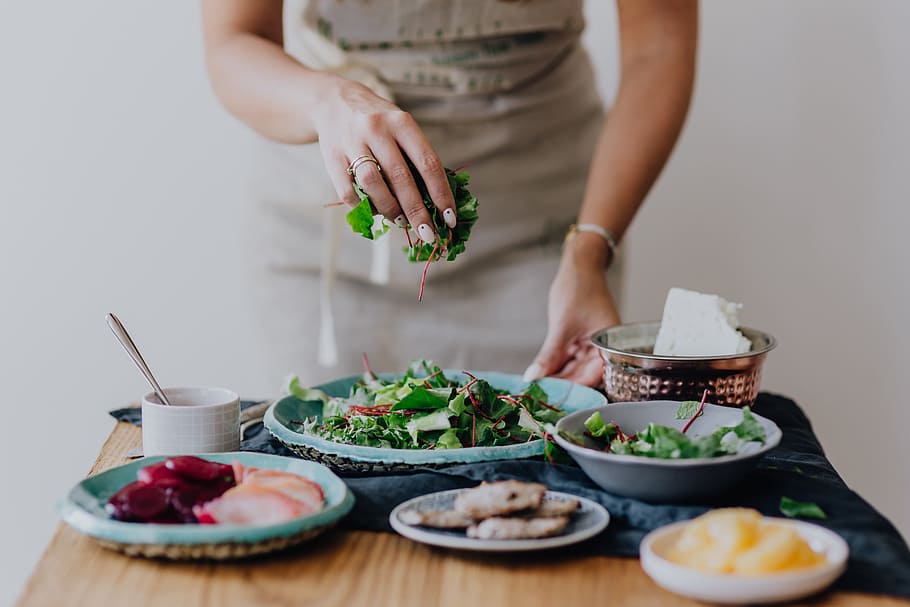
[106,313,172,406]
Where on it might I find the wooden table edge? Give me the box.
[15,421,910,607]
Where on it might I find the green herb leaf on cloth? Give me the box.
[780,496,828,519]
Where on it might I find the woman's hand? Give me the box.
[200,0,455,241]
[524,233,620,387]
[313,78,457,243]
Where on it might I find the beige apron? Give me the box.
[245,0,620,385]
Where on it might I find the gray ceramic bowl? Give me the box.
[553,401,782,503]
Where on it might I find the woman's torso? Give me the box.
[253,0,606,286]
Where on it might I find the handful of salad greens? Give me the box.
[345,164,479,301]
[560,393,767,459]
[286,360,563,450]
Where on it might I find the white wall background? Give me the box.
[0,1,907,605]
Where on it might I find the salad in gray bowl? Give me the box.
[553,396,782,502]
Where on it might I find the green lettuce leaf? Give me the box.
[714,406,766,444]
[584,411,618,440]
[524,382,548,402]
[435,427,462,449]
[345,185,391,240]
[286,376,329,404]
[345,164,478,266]
[390,386,453,411]
[557,429,587,447]
[345,187,376,239]
[406,409,453,445]
[448,391,467,416]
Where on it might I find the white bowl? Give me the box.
[141,387,240,456]
[640,518,848,604]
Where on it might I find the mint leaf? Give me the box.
[676,400,703,420]
[780,496,827,519]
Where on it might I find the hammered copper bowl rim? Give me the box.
[590,321,776,362]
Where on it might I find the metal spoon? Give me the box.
[106,313,172,406]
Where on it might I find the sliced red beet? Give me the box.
[146,509,181,524]
[106,481,170,522]
[137,461,185,489]
[168,487,203,523]
[165,456,235,484]
[168,482,233,523]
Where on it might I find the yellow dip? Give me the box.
[668,508,826,575]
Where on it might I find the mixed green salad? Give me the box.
[345,164,479,301]
[286,360,564,450]
[560,393,767,459]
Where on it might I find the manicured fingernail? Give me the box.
[522,363,543,382]
[417,224,436,244]
[394,215,408,228]
[443,208,457,228]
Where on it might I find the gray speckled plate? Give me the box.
[389,489,610,552]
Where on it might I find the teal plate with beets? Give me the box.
[263,371,606,473]
[58,452,354,560]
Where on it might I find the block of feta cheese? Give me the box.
[652,288,752,357]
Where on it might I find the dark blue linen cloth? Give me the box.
[111,392,910,598]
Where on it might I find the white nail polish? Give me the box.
[417,224,436,244]
[394,215,408,228]
[443,208,457,228]
[522,363,543,383]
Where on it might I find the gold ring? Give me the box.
[346,154,381,176]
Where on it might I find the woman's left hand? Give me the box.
[524,233,620,387]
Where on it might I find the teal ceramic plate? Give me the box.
[264,371,606,469]
[58,452,354,559]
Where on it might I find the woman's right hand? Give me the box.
[312,78,457,244]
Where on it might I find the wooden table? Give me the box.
[16,422,909,607]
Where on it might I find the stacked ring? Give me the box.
[347,154,382,177]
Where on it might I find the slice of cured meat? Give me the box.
[193,484,311,525]
[242,469,325,512]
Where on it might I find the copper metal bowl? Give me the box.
[590,322,776,407]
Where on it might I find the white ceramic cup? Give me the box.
[141,387,240,456]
